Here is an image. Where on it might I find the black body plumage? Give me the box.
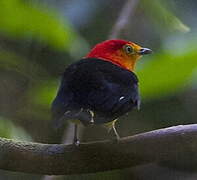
[52,58,140,127]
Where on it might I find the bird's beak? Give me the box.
[138,48,152,55]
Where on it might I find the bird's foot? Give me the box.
[73,139,80,146]
[108,129,120,143]
[111,134,120,143]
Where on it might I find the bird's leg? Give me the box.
[73,124,80,146]
[88,110,94,124]
[104,119,120,142]
[112,122,120,142]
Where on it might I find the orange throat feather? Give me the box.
[86,49,139,71]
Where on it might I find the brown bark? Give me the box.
[0,124,197,175]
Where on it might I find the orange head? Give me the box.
[86,39,152,71]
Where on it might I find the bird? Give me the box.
[51,39,152,145]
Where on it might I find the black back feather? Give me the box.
[51,58,140,126]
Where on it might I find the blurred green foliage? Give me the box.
[0,0,88,54]
[29,79,57,108]
[138,50,197,99]
[0,50,47,79]
[141,0,190,33]
[0,117,32,141]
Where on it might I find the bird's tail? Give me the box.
[53,109,93,129]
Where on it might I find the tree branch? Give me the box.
[1,124,197,175]
[109,0,140,39]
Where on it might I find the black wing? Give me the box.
[51,58,140,125]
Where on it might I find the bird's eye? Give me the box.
[124,45,134,55]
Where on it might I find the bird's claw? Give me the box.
[111,135,120,143]
[73,139,80,146]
